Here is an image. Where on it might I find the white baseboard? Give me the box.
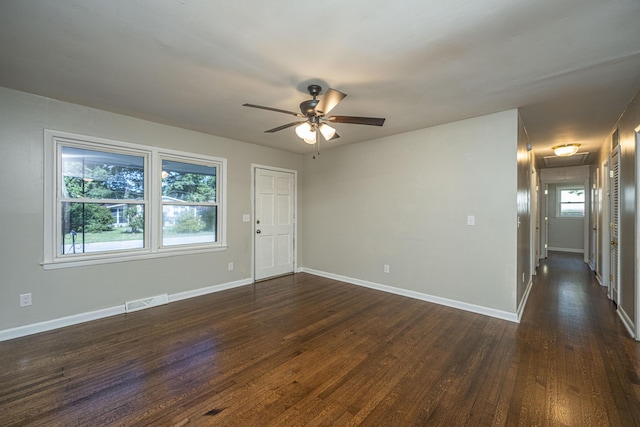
[517,277,534,322]
[169,278,253,303]
[547,247,584,254]
[617,306,637,340]
[0,278,253,342]
[299,268,519,323]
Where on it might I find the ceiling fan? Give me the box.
[243,84,385,146]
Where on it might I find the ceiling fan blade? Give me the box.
[265,121,306,133]
[243,103,302,117]
[327,116,386,126]
[314,88,347,115]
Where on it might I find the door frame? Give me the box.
[601,159,611,295]
[590,167,600,272]
[251,164,298,281]
[636,128,640,339]
[539,166,590,262]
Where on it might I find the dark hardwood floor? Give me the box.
[1,252,639,426]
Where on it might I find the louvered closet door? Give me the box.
[609,149,619,304]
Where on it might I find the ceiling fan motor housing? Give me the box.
[300,99,319,116]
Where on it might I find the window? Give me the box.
[44,130,226,268]
[556,186,585,217]
[60,145,146,255]
[161,158,218,247]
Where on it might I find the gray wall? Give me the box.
[0,87,533,335]
[0,87,303,331]
[302,110,522,315]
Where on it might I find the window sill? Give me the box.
[41,245,228,270]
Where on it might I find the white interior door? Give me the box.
[610,149,619,304]
[254,168,295,281]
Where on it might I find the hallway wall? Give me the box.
[598,89,639,337]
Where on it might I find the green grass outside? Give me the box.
[64,228,214,243]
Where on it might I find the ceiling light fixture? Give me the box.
[295,122,317,144]
[318,123,337,141]
[552,143,580,157]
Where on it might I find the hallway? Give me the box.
[514,251,640,425]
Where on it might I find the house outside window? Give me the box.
[44,130,226,268]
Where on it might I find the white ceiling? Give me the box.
[1,0,639,166]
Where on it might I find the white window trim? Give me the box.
[555,185,585,218]
[43,130,227,270]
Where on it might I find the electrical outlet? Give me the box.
[384,264,390,274]
[228,262,234,271]
[20,293,32,307]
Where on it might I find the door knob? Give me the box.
[256,229,261,234]
[611,240,617,245]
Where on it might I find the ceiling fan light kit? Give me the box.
[243,84,385,155]
[552,143,580,157]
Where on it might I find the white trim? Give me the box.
[170,278,252,303]
[547,247,584,254]
[0,278,252,342]
[617,306,636,340]
[517,277,534,322]
[41,245,229,270]
[300,268,519,323]
[0,306,124,342]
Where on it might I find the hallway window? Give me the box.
[557,186,585,217]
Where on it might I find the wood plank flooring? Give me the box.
[1,252,639,426]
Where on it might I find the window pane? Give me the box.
[560,203,584,216]
[560,189,584,203]
[162,205,217,246]
[162,160,216,202]
[61,202,144,254]
[61,146,144,200]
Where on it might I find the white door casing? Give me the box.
[254,167,295,281]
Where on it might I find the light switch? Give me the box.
[467,215,475,226]
[242,214,250,222]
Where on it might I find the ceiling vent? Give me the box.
[543,152,590,168]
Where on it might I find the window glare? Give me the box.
[61,146,144,200]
